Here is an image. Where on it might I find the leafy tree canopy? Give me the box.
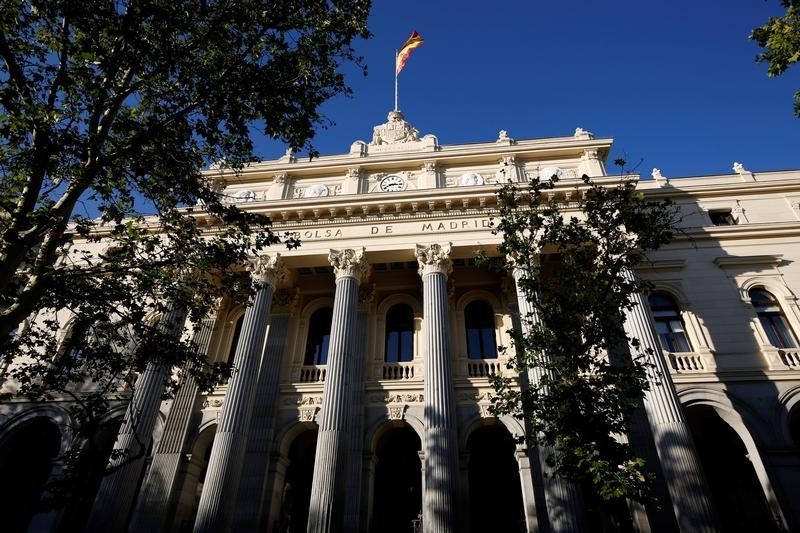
[485,174,677,507]
[0,0,371,473]
[751,0,800,116]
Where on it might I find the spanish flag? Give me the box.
[395,31,424,76]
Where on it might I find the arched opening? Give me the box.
[648,293,692,352]
[466,424,524,532]
[304,307,333,365]
[278,427,318,532]
[750,288,798,348]
[686,405,780,532]
[0,417,61,533]
[370,424,422,533]
[57,418,123,533]
[789,403,800,448]
[465,300,497,359]
[384,303,415,363]
[172,426,216,532]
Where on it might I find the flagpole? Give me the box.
[394,49,399,111]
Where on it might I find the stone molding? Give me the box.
[249,253,288,286]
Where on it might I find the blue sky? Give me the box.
[256,0,799,179]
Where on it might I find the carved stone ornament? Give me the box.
[273,172,287,184]
[359,283,376,306]
[250,253,288,287]
[371,111,420,145]
[416,242,453,278]
[479,404,493,418]
[299,407,318,422]
[388,404,407,420]
[346,167,361,180]
[272,288,300,315]
[304,183,329,198]
[651,168,664,181]
[458,172,485,186]
[328,247,370,282]
[733,161,749,175]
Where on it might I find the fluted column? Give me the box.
[343,285,374,532]
[512,263,585,532]
[233,289,298,531]
[86,304,186,533]
[193,254,287,533]
[307,248,370,533]
[129,311,218,531]
[416,242,459,533]
[620,267,718,532]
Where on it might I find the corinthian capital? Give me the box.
[250,253,288,287]
[328,247,370,282]
[416,242,453,278]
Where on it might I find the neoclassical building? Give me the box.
[2,112,800,532]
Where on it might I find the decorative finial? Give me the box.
[732,162,748,175]
[651,168,664,181]
[497,130,511,142]
[574,127,593,139]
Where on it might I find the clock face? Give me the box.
[380,174,406,192]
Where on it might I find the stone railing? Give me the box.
[382,362,417,381]
[467,359,504,378]
[299,365,327,383]
[668,352,706,373]
[779,348,800,369]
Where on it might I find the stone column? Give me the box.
[307,248,369,533]
[193,254,286,533]
[86,304,186,533]
[416,242,459,533]
[620,267,718,532]
[512,262,585,532]
[233,289,298,531]
[343,284,374,533]
[129,310,218,532]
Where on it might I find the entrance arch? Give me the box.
[686,404,781,531]
[466,423,525,533]
[277,426,318,532]
[369,423,422,533]
[0,417,62,533]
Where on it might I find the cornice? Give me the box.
[203,137,614,183]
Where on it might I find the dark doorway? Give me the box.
[279,428,318,533]
[0,418,61,533]
[686,405,780,532]
[370,424,422,533]
[467,424,525,533]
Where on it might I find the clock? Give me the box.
[379,174,406,192]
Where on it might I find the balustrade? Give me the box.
[668,352,706,373]
[779,348,800,368]
[382,362,416,380]
[300,365,327,383]
[467,360,504,377]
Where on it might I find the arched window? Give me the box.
[385,304,414,363]
[226,314,245,364]
[465,300,497,359]
[750,288,798,349]
[648,293,692,352]
[304,307,333,365]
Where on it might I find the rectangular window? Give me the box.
[709,210,736,226]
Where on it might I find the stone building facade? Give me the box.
[2,113,800,532]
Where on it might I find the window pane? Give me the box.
[467,329,482,359]
[384,304,415,362]
[481,327,497,359]
[399,330,414,362]
[305,308,333,365]
[386,331,399,363]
